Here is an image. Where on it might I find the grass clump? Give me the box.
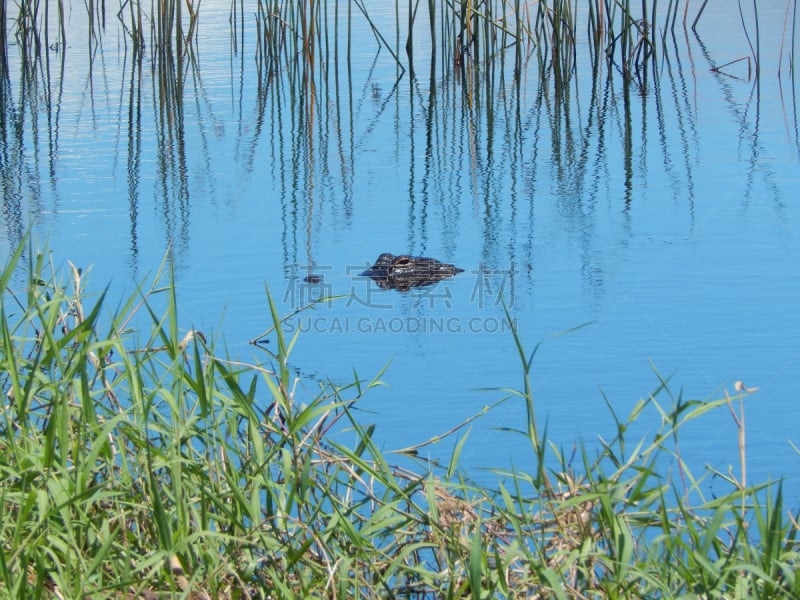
[1,243,799,598]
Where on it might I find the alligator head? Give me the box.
[360,253,464,291]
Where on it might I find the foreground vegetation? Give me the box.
[1,244,798,598]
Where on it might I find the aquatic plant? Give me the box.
[4,0,792,113]
[1,244,798,597]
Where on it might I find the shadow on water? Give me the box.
[1,1,798,291]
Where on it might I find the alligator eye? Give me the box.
[393,256,412,266]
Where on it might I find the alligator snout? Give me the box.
[360,253,464,291]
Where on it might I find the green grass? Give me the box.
[1,243,799,598]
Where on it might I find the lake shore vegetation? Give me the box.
[2,245,798,598]
[2,1,799,597]
[3,0,797,82]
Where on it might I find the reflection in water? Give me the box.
[693,31,783,215]
[360,252,464,291]
[0,3,797,295]
[126,49,143,271]
[1,35,67,254]
[0,61,23,250]
[1,4,799,491]
[656,33,696,222]
[152,45,191,264]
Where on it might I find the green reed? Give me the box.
[428,0,662,90]
[590,0,656,82]
[793,0,798,75]
[255,1,338,85]
[2,243,798,597]
[411,0,686,87]
[746,0,761,79]
[119,0,145,53]
[1,0,777,91]
[777,0,798,77]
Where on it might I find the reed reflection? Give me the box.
[0,30,66,253]
[152,31,193,262]
[126,48,143,272]
[0,0,797,297]
[693,30,790,214]
[0,47,23,251]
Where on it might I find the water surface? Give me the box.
[2,2,799,497]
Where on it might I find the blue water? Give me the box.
[2,2,799,499]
